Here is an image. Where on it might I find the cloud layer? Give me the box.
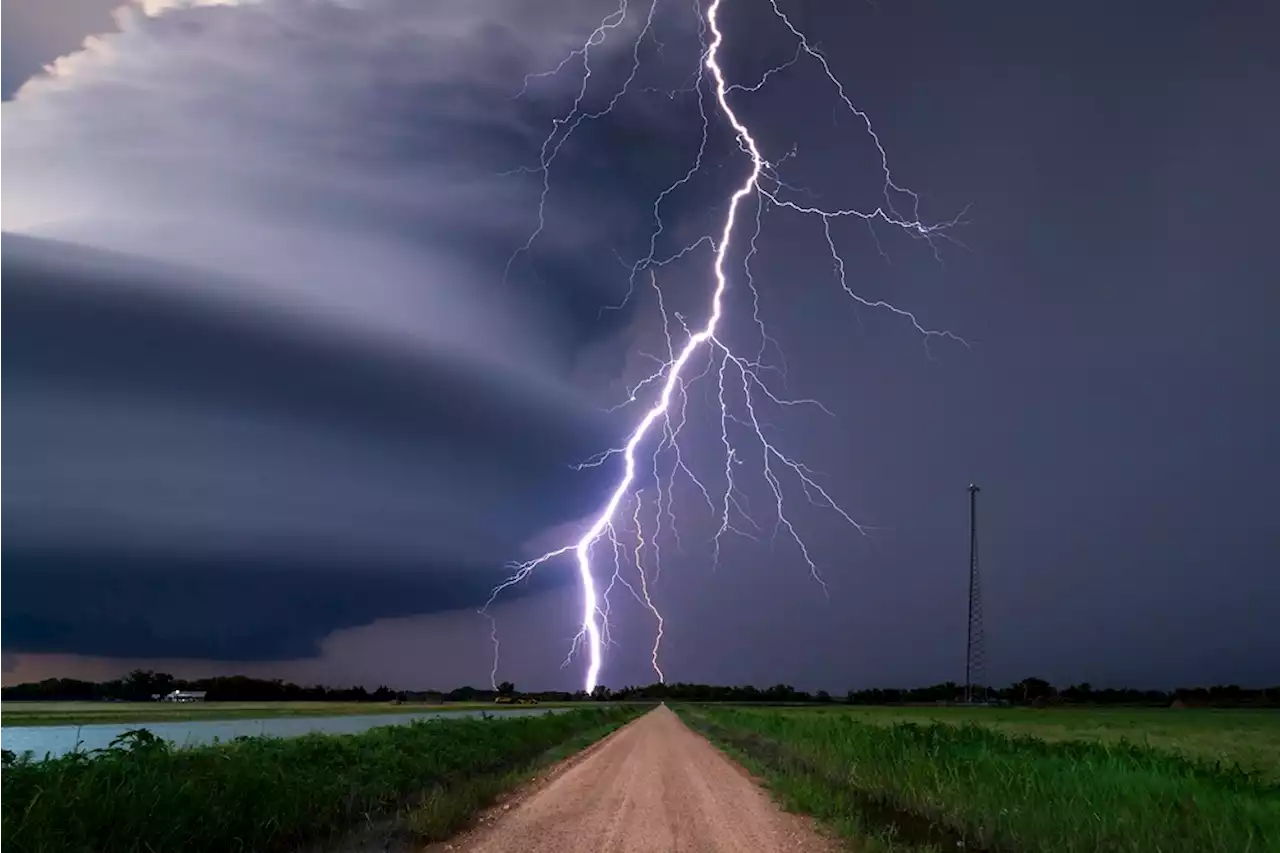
[4,0,678,360]
[2,0,713,661]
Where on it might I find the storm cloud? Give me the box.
[2,0,716,662]
[5,0,1279,692]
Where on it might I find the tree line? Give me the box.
[4,671,1277,706]
[604,679,1280,707]
[0,672,400,703]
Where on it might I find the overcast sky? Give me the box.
[4,0,1278,692]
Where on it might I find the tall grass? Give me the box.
[801,705,1280,784]
[680,706,1280,853]
[3,705,641,853]
[1,700,591,727]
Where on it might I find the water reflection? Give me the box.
[1,707,561,760]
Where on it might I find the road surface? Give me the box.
[440,705,838,853]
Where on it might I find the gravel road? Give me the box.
[442,705,838,853]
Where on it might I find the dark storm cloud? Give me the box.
[3,234,613,469]
[1,234,621,659]
[3,547,564,661]
[1,0,715,661]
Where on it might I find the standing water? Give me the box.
[1,707,562,760]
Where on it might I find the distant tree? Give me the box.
[6,672,1279,708]
[119,670,178,700]
[762,684,796,702]
[1061,682,1093,703]
[1011,677,1054,704]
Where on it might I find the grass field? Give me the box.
[804,704,1280,784]
[2,704,642,853]
[0,700,585,727]
[678,705,1280,852]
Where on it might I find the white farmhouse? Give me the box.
[162,690,208,703]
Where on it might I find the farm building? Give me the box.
[162,690,207,703]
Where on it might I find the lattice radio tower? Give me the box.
[965,484,987,703]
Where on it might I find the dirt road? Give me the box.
[442,705,837,853]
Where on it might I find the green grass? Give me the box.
[401,713,634,841]
[0,700,588,727]
[2,705,642,853]
[787,704,1280,784]
[678,705,1280,853]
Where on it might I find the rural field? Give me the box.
[1,704,643,853]
[0,700,579,727]
[678,704,1280,852]
[5,701,1277,852]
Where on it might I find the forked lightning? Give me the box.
[483,0,964,693]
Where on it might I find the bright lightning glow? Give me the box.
[138,0,242,16]
[483,0,965,694]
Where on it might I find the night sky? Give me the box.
[3,0,1277,692]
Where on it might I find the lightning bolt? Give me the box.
[483,0,965,694]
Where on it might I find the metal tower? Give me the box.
[965,484,987,704]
